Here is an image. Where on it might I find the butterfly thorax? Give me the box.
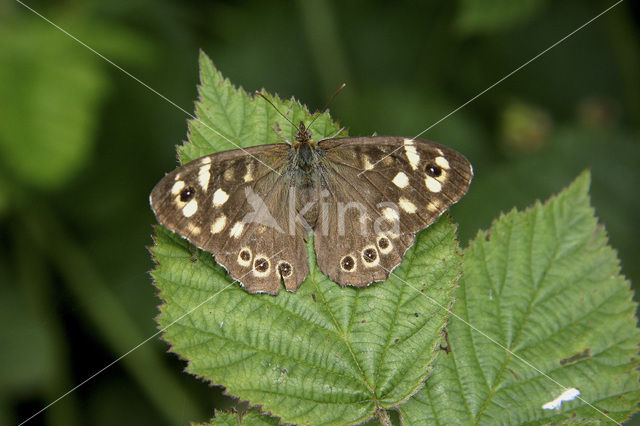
[287,121,326,227]
[292,122,317,172]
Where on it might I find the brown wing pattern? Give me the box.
[150,144,308,294]
[312,136,473,287]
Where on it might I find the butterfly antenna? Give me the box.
[255,91,299,130]
[307,83,347,130]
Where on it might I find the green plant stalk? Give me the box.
[16,231,80,426]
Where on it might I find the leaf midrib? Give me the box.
[309,270,382,411]
[472,207,548,423]
[374,227,458,401]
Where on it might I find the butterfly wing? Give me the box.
[150,144,308,294]
[313,136,473,287]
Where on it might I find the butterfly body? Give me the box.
[289,123,329,196]
[151,123,472,294]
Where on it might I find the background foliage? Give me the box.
[1,0,639,425]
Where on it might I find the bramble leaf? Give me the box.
[194,409,280,426]
[399,172,640,424]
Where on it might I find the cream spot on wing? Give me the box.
[171,180,185,195]
[187,223,201,235]
[427,201,441,212]
[223,168,234,181]
[436,148,443,156]
[243,164,254,182]
[435,156,450,169]
[425,176,442,192]
[200,156,212,165]
[392,172,409,188]
[382,207,399,222]
[213,188,229,206]
[210,215,227,234]
[403,138,415,146]
[399,197,417,213]
[404,140,420,170]
[229,222,244,238]
[182,199,198,217]
[363,155,374,171]
[198,164,211,191]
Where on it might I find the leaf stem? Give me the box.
[376,408,392,426]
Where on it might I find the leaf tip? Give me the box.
[569,168,592,196]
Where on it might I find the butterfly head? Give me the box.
[294,121,315,149]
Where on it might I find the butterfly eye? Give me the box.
[425,164,442,178]
[180,186,196,202]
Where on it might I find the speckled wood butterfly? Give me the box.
[150,117,472,295]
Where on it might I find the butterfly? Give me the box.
[150,120,473,295]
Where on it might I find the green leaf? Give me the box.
[399,172,640,424]
[195,409,281,426]
[456,0,547,34]
[151,52,462,424]
[0,15,109,190]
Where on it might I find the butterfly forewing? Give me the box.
[150,143,309,294]
[312,136,473,286]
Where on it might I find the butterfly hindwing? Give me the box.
[211,181,310,294]
[312,136,473,286]
[150,143,309,294]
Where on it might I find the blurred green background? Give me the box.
[1,0,639,424]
